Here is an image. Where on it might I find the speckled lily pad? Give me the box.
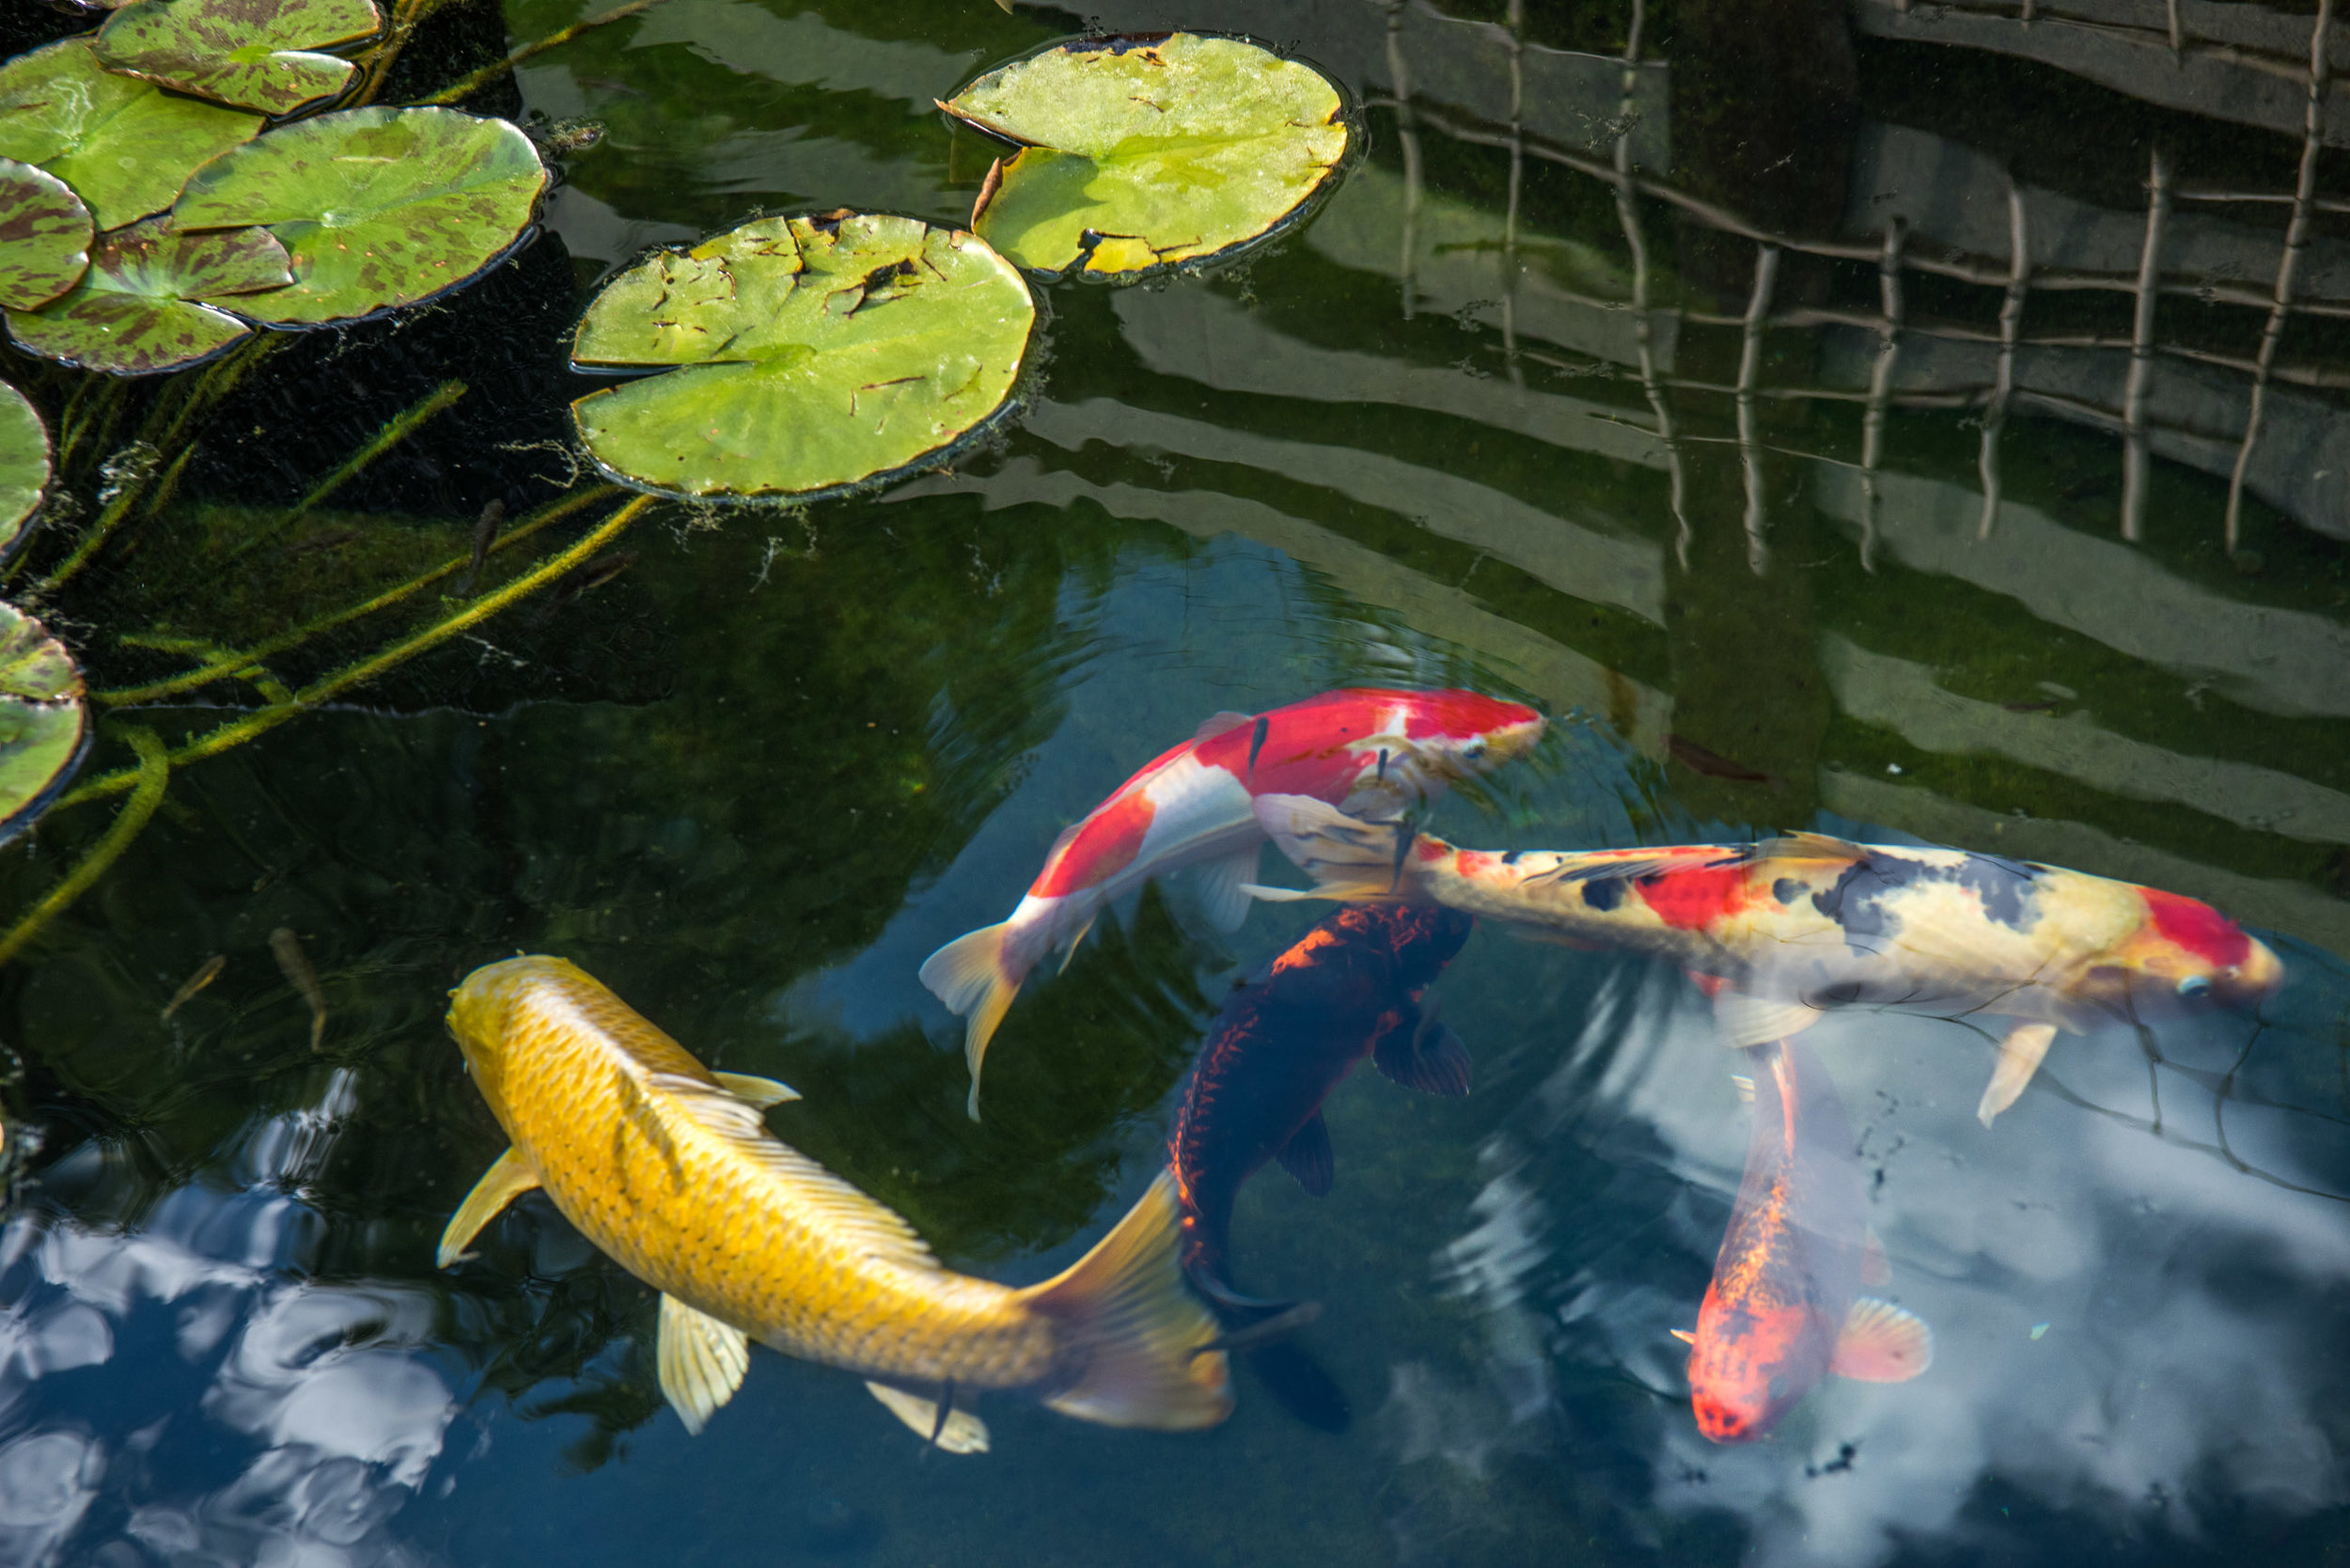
[0,600,86,843]
[0,158,91,311]
[941,33,1349,279]
[7,217,291,375]
[0,383,47,556]
[170,106,547,326]
[570,211,1035,502]
[0,39,261,231]
[95,0,384,117]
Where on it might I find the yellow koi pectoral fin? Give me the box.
[436,1148,541,1268]
[1828,1298,1934,1384]
[1713,993,1825,1049]
[864,1382,991,1455]
[1020,1170,1235,1432]
[1668,1328,1696,1345]
[1977,1022,2060,1128]
[916,922,1021,1121]
[657,1294,750,1436]
[713,1071,800,1107]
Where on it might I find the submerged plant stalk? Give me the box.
[419,0,670,106]
[221,381,468,568]
[0,728,170,968]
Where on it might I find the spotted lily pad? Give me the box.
[8,217,291,375]
[0,600,86,843]
[0,39,261,231]
[170,107,546,325]
[0,383,47,556]
[0,159,91,311]
[941,33,1350,279]
[571,212,1034,501]
[95,0,384,117]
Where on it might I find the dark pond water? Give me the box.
[5,0,2350,1564]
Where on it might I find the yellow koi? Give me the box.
[439,956,1231,1448]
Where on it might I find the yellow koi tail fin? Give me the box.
[1248,793,1428,902]
[1019,1170,1234,1432]
[918,923,1022,1121]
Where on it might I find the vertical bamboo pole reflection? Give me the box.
[2122,148,2171,542]
[2226,0,2331,554]
[1611,0,1690,562]
[2166,0,2185,55]
[1859,217,1906,572]
[1386,0,1424,321]
[1501,0,1527,384]
[1978,181,2031,540]
[1737,244,1781,574]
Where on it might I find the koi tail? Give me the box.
[1245,794,1424,902]
[1185,1268,1351,1434]
[918,923,1025,1121]
[1018,1171,1234,1431]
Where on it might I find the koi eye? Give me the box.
[1461,738,1488,760]
[2177,975,2213,999]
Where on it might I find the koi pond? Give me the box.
[2,0,2349,1563]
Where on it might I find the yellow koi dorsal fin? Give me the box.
[1193,709,1254,743]
[437,1148,540,1268]
[641,1071,938,1271]
[658,1294,750,1435]
[1751,831,1867,870]
[1829,1298,1934,1383]
[713,1071,800,1107]
[864,1382,991,1454]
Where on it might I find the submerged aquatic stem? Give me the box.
[0,723,166,968]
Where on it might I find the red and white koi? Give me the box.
[1675,1038,1931,1443]
[1248,798,2285,1125]
[920,689,1543,1119]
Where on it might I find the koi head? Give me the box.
[1395,691,1546,779]
[2105,888,2285,1014]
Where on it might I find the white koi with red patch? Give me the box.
[920,689,1543,1119]
[1250,799,2284,1126]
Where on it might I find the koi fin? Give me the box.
[1055,912,1098,977]
[1713,992,1824,1048]
[436,1148,540,1267]
[1862,1227,1891,1288]
[1752,830,1867,868]
[1018,1171,1232,1430]
[1669,1328,1696,1345]
[1978,1022,2059,1127]
[1196,847,1261,933]
[864,1382,990,1454]
[1250,794,1424,902]
[1731,1074,1755,1105]
[1372,998,1472,1097]
[1276,1113,1335,1196]
[657,1294,750,1435]
[1828,1298,1934,1383]
[918,922,1021,1121]
[1194,710,1254,743]
[713,1071,800,1107]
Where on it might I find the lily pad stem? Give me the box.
[55,493,655,810]
[418,0,671,107]
[0,727,169,968]
[94,482,622,707]
[218,380,467,570]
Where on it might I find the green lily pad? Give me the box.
[0,39,261,231]
[0,382,48,554]
[571,211,1034,502]
[171,107,547,326]
[941,33,1350,279]
[95,0,384,117]
[0,158,92,311]
[7,217,291,375]
[0,600,86,842]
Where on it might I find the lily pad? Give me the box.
[0,39,262,231]
[172,107,547,326]
[0,159,92,311]
[0,601,86,843]
[8,217,291,375]
[941,33,1350,279]
[95,0,384,117]
[571,212,1034,501]
[0,383,48,554]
